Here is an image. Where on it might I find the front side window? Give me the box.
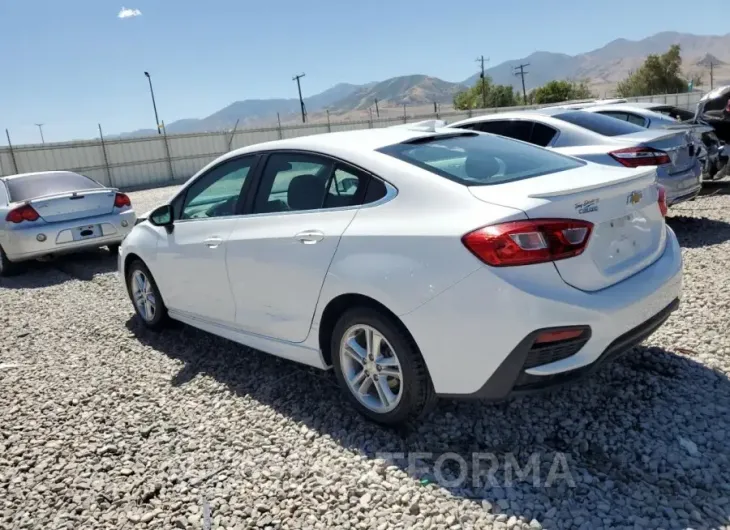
[180,156,255,220]
[378,133,584,186]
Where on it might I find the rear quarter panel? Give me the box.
[306,157,528,345]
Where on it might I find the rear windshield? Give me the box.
[377,133,584,186]
[7,172,102,202]
[553,111,646,137]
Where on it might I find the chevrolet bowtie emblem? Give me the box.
[627,191,643,205]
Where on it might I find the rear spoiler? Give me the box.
[661,123,714,135]
[528,168,656,199]
[27,188,117,202]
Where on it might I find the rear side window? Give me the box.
[553,111,646,137]
[7,172,102,202]
[378,133,584,186]
[456,120,557,147]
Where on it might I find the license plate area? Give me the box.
[593,211,654,272]
[73,224,101,241]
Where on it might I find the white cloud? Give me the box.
[118,7,142,19]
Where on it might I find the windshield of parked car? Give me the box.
[6,172,103,202]
[377,133,584,186]
[552,110,647,137]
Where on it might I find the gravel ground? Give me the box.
[2,184,730,530]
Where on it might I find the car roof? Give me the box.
[448,108,567,127]
[218,125,457,161]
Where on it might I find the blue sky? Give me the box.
[1,0,728,145]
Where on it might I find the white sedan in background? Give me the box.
[0,171,136,276]
[120,123,682,425]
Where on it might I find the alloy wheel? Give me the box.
[339,324,403,413]
[131,270,156,322]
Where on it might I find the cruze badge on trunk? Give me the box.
[575,198,599,214]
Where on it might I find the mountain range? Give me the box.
[121,31,730,138]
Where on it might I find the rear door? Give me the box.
[469,163,666,292]
[225,152,385,343]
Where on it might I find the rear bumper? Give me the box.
[659,161,702,206]
[402,226,683,397]
[3,210,136,261]
[443,298,678,400]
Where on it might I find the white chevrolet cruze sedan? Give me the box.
[119,123,683,425]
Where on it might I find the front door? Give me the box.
[225,152,374,343]
[154,155,257,325]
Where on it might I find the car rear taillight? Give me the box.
[609,146,671,167]
[462,219,593,267]
[6,204,40,224]
[114,193,131,208]
[657,184,668,217]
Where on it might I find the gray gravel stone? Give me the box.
[2,186,730,529]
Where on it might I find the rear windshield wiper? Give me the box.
[402,132,478,145]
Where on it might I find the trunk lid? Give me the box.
[468,163,666,292]
[28,189,117,223]
[614,129,695,175]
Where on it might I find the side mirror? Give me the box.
[149,204,174,233]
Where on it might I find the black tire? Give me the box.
[107,243,121,255]
[125,259,169,330]
[0,245,20,277]
[330,307,437,426]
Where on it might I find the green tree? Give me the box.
[453,76,519,110]
[616,44,687,97]
[531,80,594,104]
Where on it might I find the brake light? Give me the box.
[6,204,40,224]
[462,219,593,267]
[657,184,668,217]
[114,193,131,208]
[609,147,671,167]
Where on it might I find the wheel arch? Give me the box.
[317,292,424,369]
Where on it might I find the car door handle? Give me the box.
[294,230,325,244]
[204,237,223,248]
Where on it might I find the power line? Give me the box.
[514,63,530,105]
[475,56,489,108]
[292,73,307,123]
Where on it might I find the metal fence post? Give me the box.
[98,124,114,188]
[227,119,240,152]
[5,129,18,174]
[277,113,283,139]
[326,110,331,132]
[161,121,174,182]
[403,104,407,124]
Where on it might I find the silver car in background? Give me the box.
[580,102,728,180]
[448,108,702,207]
[0,171,136,276]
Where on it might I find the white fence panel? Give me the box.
[0,92,708,188]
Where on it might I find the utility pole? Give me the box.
[475,56,489,108]
[374,98,380,118]
[144,71,161,134]
[710,61,715,90]
[35,123,45,144]
[514,63,530,105]
[293,73,307,123]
